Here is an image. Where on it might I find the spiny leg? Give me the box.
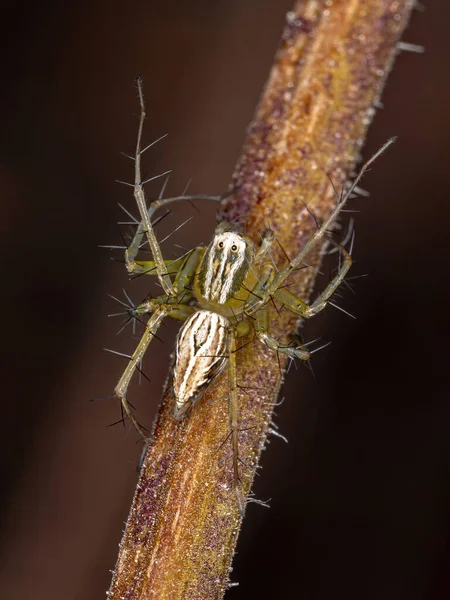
[126,79,223,285]
[125,194,221,274]
[126,170,226,270]
[126,256,186,278]
[114,307,166,438]
[113,234,200,436]
[242,263,277,314]
[126,246,204,294]
[130,77,177,296]
[274,241,352,319]
[226,325,246,514]
[173,246,204,292]
[114,304,195,438]
[246,137,396,315]
[254,309,311,360]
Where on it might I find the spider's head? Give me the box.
[199,222,255,305]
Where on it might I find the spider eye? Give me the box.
[218,241,224,248]
[231,244,237,252]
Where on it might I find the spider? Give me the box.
[110,77,394,510]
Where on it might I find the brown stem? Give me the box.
[107,1,415,598]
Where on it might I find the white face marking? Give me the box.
[172,310,228,418]
[202,232,247,304]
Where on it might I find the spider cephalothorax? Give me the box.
[197,225,255,306]
[109,77,394,513]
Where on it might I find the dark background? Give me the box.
[1,1,449,599]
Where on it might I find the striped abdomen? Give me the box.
[172,310,228,418]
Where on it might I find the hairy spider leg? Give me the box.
[127,246,205,289]
[245,137,396,316]
[113,244,204,437]
[254,308,311,360]
[114,303,196,439]
[273,241,352,319]
[125,201,217,276]
[226,324,245,513]
[126,77,223,293]
[244,257,312,358]
[130,77,175,296]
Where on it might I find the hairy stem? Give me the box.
[108,1,415,598]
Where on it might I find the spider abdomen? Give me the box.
[172,310,229,418]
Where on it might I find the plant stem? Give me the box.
[107,1,415,598]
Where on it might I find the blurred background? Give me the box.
[1,1,449,598]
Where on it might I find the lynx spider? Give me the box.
[109,77,394,512]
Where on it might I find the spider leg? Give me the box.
[226,324,246,514]
[112,226,201,438]
[114,303,195,439]
[245,138,395,315]
[126,257,185,278]
[124,77,177,296]
[126,247,204,292]
[273,241,352,319]
[242,263,277,315]
[173,246,204,292]
[125,196,221,274]
[254,309,311,359]
[125,81,223,289]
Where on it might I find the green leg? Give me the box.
[125,192,220,277]
[245,138,395,315]
[226,325,245,514]
[126,247,204,297]
[223,317,254,514]
[273,242,352,319]
[113,243,201,436]
[254,309,310,360]
[114,303,195,439]
[127,78,223,295]
[126,257,185,278]
[242,263,276,314]
[128,78,176,296]
[173,246,204,292]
